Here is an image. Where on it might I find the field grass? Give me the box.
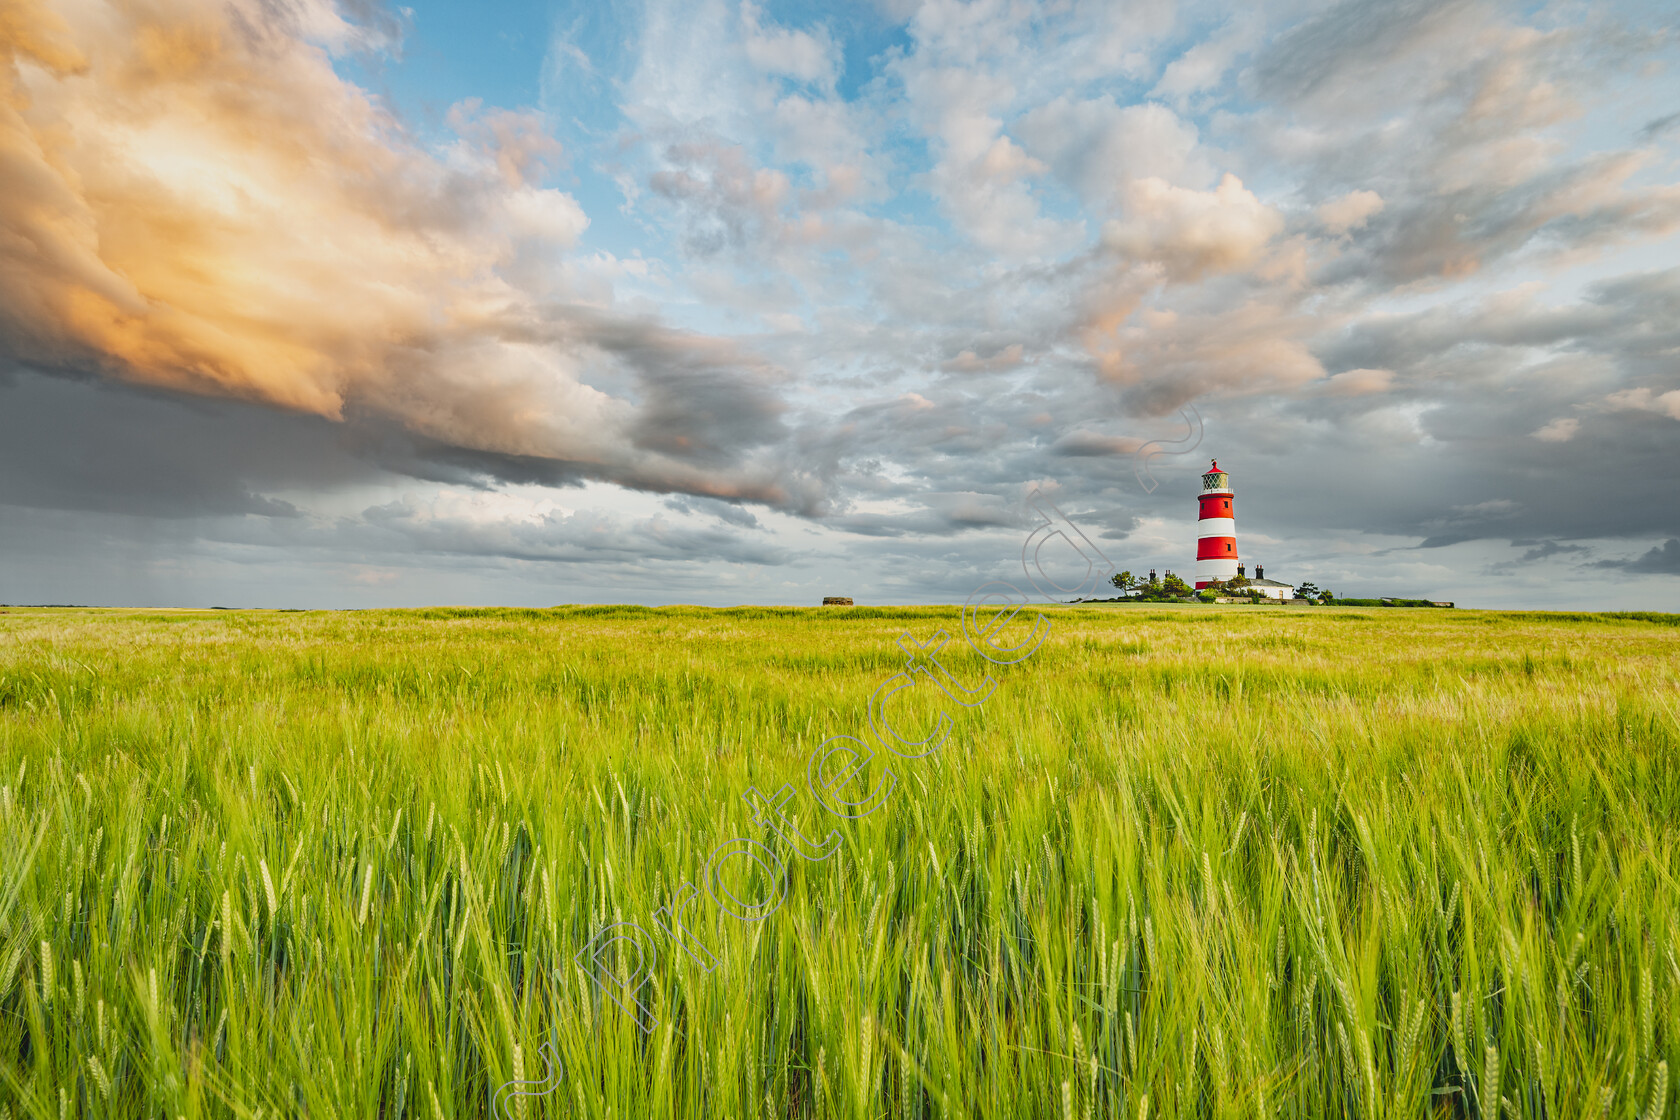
[1,603,1677,1119]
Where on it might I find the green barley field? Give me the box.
[1,604,1677,1119]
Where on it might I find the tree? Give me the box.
[1161,571,1191,596]
[1320,588,1336,602]
[1295,582,1320,600]
[1110,570,1135,596]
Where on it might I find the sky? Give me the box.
[1,0,1677,610]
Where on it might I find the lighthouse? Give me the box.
[1195,459,1238,589]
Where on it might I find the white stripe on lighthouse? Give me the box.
[1196,558,1239,583]
[1195,517,1235,537]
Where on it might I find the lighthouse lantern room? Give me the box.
[1195,459,1238,589]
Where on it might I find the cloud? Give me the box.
[887,8,1085,257]
[648,140,796,254]
[1153,20,1254,103]
[1515,540,1588,562]
[1485,538,1591,571]
[0,368,381,519]
[1317,190,1385,234]
[1412,498,1522,547]
[1637,111,1680,142]
[1102,174,1283,282]
[662,495,763,530]
[1594,539,1680,574]
[1322,368,1394,396]
[0,0,818,511]
[1249,0,1485,110]
[1241,1,1680,289]
[1452,499,1518,517]
[941,344,1027,373]
[361,491,796,566]
[1016,97,1206,207]
[1050,430,1147,457]
[446,100,566,188]
[1080,297,1326,413]
[1605,388,1680,421]
[769,94,886,207]
[3,0,569,416]
[1531,417,1579,441]
[740,2,838,92]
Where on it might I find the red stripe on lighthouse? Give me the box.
[1198,494,1233,517]
[1197,537,1236,560]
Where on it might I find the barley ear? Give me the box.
[38,941,51,1008]
[1481,1044,1499,1112]
[1642,1061,1668,1120]
[1450,989,1467,1076]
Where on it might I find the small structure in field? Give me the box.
[1245,565,1296,601]
[823,597,853,606]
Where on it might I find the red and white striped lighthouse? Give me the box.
[1195,459,1238,589]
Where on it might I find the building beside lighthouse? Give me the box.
[1195,459,1239,588]
[1237,563,1297,600]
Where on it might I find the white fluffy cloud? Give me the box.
[1102,174,1284,281]
[741,1,839,91]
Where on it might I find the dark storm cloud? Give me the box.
[379,440,598,491]
[0,367,599,516]
[1595,539,1680,574]
[1510,541,1590,564]
[1209,387,1678,551]
[0,372,375,519]
[1086,507,1141,541]
[627,360,788,467]
[0,364,809,553]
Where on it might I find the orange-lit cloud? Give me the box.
[0,0,808,505]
